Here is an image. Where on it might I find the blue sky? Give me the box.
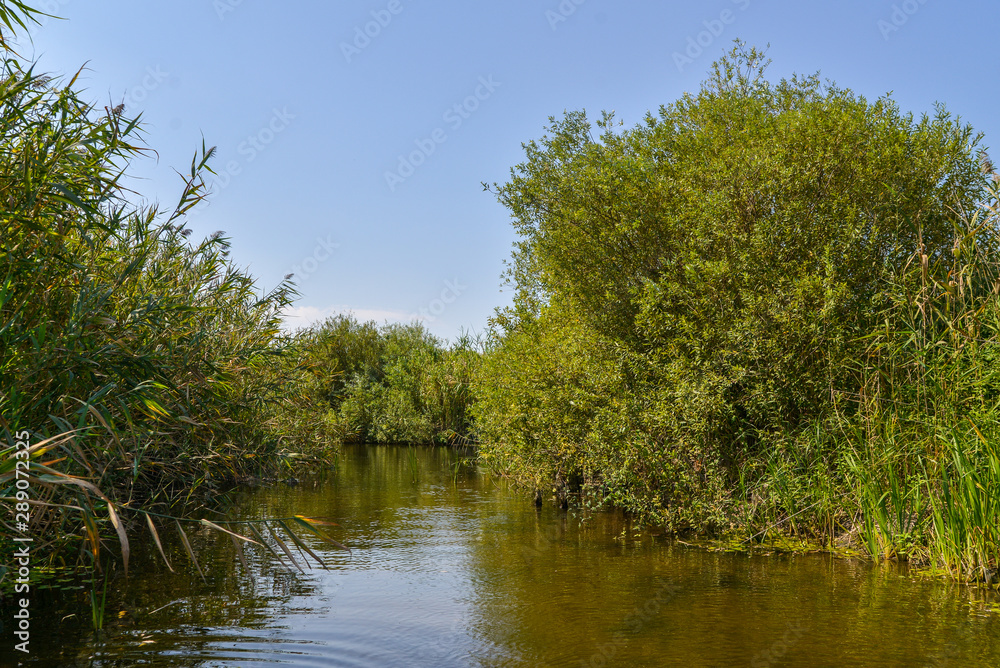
[21,0,998,342]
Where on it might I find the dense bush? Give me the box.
[474,43,1000,579]
[272,315,478,447]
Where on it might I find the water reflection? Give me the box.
[4,444,1000,667]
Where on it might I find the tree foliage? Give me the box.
[476,43,988,529]
[273,315,479,447]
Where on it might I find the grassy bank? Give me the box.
[472,44,1000,583]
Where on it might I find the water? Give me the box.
[6,444,1000,667]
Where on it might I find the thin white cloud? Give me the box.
[282,304,423,331]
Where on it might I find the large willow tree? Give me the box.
[475,44,986,526]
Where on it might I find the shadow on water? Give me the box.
[4,444,1000,667]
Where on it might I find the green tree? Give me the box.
[274,315,479,446]
[477,43,985,524]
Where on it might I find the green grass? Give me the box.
[89,574,108,632]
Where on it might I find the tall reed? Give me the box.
[0,3,300,575]
[841,163,1000,580]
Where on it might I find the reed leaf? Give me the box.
[199,518,260,545]
[144,514,173,572]
[290,515,351,553]
[277,519,328,570]
[81,511,101,562]
[246,523,292,572]
[175,520,206,584]
[106,503,129,576]
[265,522,304,573]
[231,534,250,572]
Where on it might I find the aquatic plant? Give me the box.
[406,446,419,482]
[89,574,108,632]
[0,0,326,585]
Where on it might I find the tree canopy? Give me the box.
[488,43,982,440]
[476,43,991,530]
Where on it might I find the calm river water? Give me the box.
[8,444,1000,667]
